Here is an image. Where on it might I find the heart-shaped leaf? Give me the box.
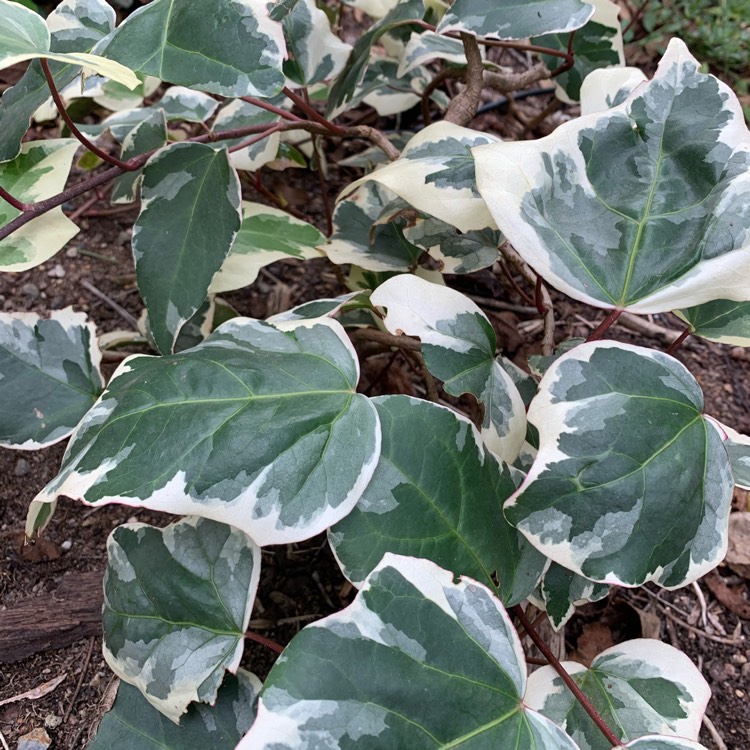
[526,639,710,750]
[0,308,103,449]
[240,554,579,749]
[474,39,750,313]
[89,670,261,748]
[329,395,545,605]
[103,516,261,721]
[29,317,380,545]
[505,340,734,587]
[676,299,750,346]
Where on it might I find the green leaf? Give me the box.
[676,299,750,346]
[371,274,528,463]
[99,0,286,98]
[211,98,281,172]
[505,340,734,588]
[436,0,594,39]
[398,30,469,77]
[539,562,609,630]
[526,639,710,749]
[624,738,709,750]
[717,422,750,490]
[343,122,500,233]
[134,142,242,354]
[532,0,624,103]
[0,139,79,271]
[326,0,425,118]
[282,0,352,85]
[0,0,115,162]
[240,554,580,749]
[325,182,424,271]
[103,516,261,722]
[30,317,380,545]
[329,396,545,605]
[0,308,103,449]
[0,0,137,87]
[474,39,750,313]
[89,670,261,748]
[110,108,168,204]
[210,202,324,294]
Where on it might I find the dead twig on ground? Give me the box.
[63,637,95,723]
[80,280,139,329]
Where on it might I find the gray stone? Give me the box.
[14,458,30,477]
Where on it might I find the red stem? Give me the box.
[623,0,650,35]
[666,325,692,355]
[245,630,284,655]
[228,123,285,153]
[535,275,549,315]
[513,605,622,747]
[240,95,304,122]
[0,185,30,211]
[586,309,623,341]
[40,59,138,172]
[283,86,347,135]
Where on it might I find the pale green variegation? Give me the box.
[397,31,469,77]
[0,139,79,271]
[89,671,261,750]
[436,0,594,39]
[282,0,352,85]
[134,142,242,354]
[505,341,734,588]
[358,59,424,117]
[342,0,399,17]
[240,554,579,750]
[718,423,750,490]
[371,274,527,463]
[540,562,609,630]
[676,299,750,346]
[326,0,426,118]
[81,86,221,142]
[342,122,500,233]
[0,309,103,449]
[211,99,281,172]
[526,639,710,749]
[28,318,380,545]
[102,516,261,722]
[579,66,647,115]
[99,0,286,98]
[532,0,623,103]
[210,202,324,294]
[625,738,709,750]
[0,0,137,88]
[474,39,750,313]
[110,109,167,204]
[325,182,424,271]
[329,396,545,604]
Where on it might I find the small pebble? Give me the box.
[65,247,78,258]
[44,713,62,729]
[47,264,66,278]
[17,727,51,750]
[21,282,40,299]
[14,458,30,477]
[61,540,72,551]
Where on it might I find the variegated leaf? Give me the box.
[717,422,750,490]
[134,142,242,354]
[89,670,261,748]
[532,0,623,103]
[371,274,527,463]
[325,182,424,271]
[210,202,324,294]
[580,66,647,115]
[358,58,424,117]
[540,562,609,630]
[0,139,79,271]
[102,517,261,722]
[436,0,594,39]
[342,0,399,18]
[0,0,117,161]
[398,30,468,77]
[474,39,750,313]
[676,299,750,346]
[211,98,281,172]
[0,0,137,87]
[110,108,167,204]
[329,396,545,604]
[29,318,380,545]
[326,0,426,118]
[99,0,286,98]
[526,639,710,750]
[343,122,500,233]
[624,738,709,750]
[282,0,352,85]
[0,309,103,449]
[240,554,579,750]
[505,341,734,588]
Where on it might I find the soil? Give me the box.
[2,21,750,750]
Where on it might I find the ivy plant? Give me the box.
[1,0,748,747]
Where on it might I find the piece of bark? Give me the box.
[0,571,103,663]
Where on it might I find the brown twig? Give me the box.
[657,605,745,646]
[346,125,401,161]
[513,605,622,747]
[421,68,463,125]
[283,86,347,135]
[349,327,422,352]
[484,63,552,95]
[228,122,286,153]
[80,279,139,329]
[40,59,137,172]
[62,637,95,722]
[245,630,284,654]
[445,32,485,125]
